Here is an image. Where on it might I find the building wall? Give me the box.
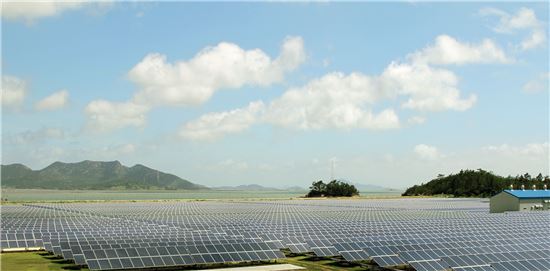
[490,192,519,213]
[518,198,548,211]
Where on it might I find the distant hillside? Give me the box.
[1,160,206,190]
[402,169,549,197]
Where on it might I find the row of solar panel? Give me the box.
[3,201,549,271]
[83,249,286,270]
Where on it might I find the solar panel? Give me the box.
[340,250,370,262]
[2,199,548,271]
[409,260,449,271]
[372,255,406,267]
[453,265,496,271]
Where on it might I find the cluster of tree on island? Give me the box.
[306,180,360,197]
[402,169,550,197]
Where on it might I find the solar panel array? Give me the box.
[2,198,549,271]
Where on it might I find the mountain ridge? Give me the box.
[1,160,206,190]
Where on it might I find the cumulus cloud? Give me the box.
[129,36,305,107]
[180,101,265,141]
[181,34,488,140]
[1,75,27,110]
[35,89,69,111]
[381,62,477,111]
[85,37,305,132]
[414,144,441,161]
[1,1,112,24]
[409,35,511,65]
[480,7,546,50]
[522,72,549,93]
[264,72,399,130]
[84,100,149,133]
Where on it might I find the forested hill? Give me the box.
[402,169,549,197]
[1,160,207,190]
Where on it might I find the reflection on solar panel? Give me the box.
[1,199,549,271]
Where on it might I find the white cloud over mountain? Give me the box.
[84,100,149,132]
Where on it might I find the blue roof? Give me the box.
[503,190,550,199]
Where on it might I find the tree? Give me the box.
[307,180,326,197]
[306,180,359,197]
[402,169,549,197]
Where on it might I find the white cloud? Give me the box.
[1,75,27,109]
[264,72,400,130]
[409,35,511,65]
[84,100,150,133]
[7,127,65,145]
[1,1,112,24]
[85,37,305,132]
[180,101,265,141]
[480,7,540,33]
[182,35,486,140]
[521,28,546,50]
[414,144,441,161]
[381,62,477,111]
[407,116,426,125]
[484,142,549,156]
[35,89,69,111]
[480,7,546,50]
[129,36,305,107]
[523,72,549,93]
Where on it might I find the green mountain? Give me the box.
[402,169,549,197]
[1,160,207,190]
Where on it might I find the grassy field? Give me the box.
[1,189,402,203]
[0,252,375,271]
[0,251,89,271]
[281,255,370,270]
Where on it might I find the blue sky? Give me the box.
[2,2,548,189]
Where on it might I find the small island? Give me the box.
[306,180,359,197]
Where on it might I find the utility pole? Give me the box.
[330,159,335,181]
